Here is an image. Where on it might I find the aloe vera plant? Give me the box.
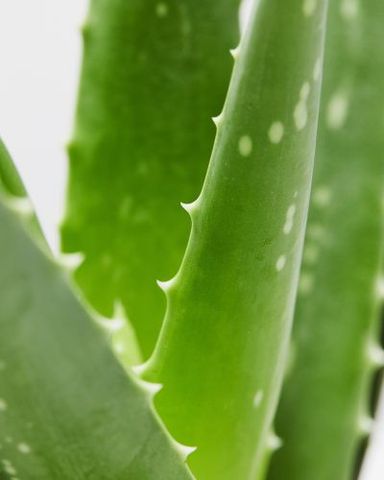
[2,0,384,478]
[61,0,240,359]
[269,2,384,480]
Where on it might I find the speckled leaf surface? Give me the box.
[269,2,384,479]
[61,0,240,359]
[0,144,193,480]
[141,1,328,479]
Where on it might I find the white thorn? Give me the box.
[156,277,176,293]
[180,202,194,214]
[180,197,200,215]
[376,276,384,299]
[7,196,34,216]
[368,343,384,368]
[359,415,374,436]
[137,379,163,396]
[131,362,148,376]
[94,301,127,333]
[267,432,283,451]
[212,113,224,127]
[253,390,264,408]
[58,252,85,270]
[113,300,126,320]
[95,314,125,333]
[230,46,240,59]
[105,317,125,332]
[175,442,197,460]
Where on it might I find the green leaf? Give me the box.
[0,143,193,480]
[269,2,384,479]
[140,1,328,479]
[0,140,26,197]
[61,0,241,359]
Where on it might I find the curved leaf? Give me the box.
[269,2,384,479]
[61,0,241,359]
[141,1,328,478]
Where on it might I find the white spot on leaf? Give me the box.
[303,0,317,17]
[327,92,349,129]
[300,82,311,100]
[313,186,331,207]
[376,276,384,299]
[303,245,319,264]
[340,0,358,20]
[283,204,296,234]
[17,442,31,454]
[2,459,17,476]
[238,135,253,157]
[276,255,287,272]
[294,101,308,131]
[156,2,168,17]
[313,57,322,81]
[299,273,314,295]
[253,390,264,408]
[268,122,285,144]
[307,223,326,240]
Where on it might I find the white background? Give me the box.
[0,0,87,251]
[0,1,382,479]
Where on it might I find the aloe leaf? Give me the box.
[0,142,193,479]
[0,140,26,197]
[140,1,328,478]
[269,2,384,480]
[61,0,241,359]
